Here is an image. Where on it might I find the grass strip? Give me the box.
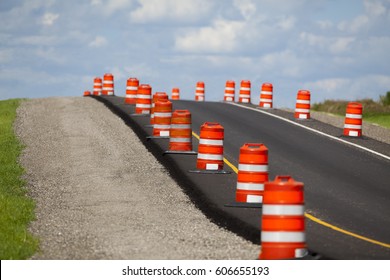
[0,99,38,259]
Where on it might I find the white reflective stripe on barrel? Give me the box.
[346,113,362,119]
[238,164,268,172]
[136,104,151,108]
[296,99,310,104]
[154,112,172,118]
[261,231,305,243]
[199,139,223,146]
[154,124,171,129]
[171,124,191,129]
[236,182,264,191]
[137,94,151,99]
[262,205,305,216]
[344,124,362,129]
[197,153,223,160]
[260,98,273,103]
[170,138,191,143]
[295,108,310,113]
[261,91,273,95]
[246,195,263,203]
[225,87,235,91]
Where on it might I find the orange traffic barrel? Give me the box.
[83,90,91,96]
[171,88,180,100]
[152,100,172,137]
[239,80,251,103]
[195,81,205,101]
[125,78,139,104]
[259,175,307,260]
[165,110,197,155]
[259,83,273,108]
[224,80,235,102]
[294,90,311,119]
[93,77,102,96]
[102,73,114,95]
[150,92,169,125]
[134,84,152,115]
[343,102,363,137]
[236,143,268,204]
[189,122,229,174]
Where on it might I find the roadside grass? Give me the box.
[0,99,38,259]
[312,99,390,129]
[363,114,390,129]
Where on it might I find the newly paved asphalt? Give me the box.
[94,96,390,259]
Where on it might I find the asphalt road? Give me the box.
[95,96,390,259]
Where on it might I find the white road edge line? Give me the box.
[228,102,390,161]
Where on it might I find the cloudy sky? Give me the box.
[1,0,389,107]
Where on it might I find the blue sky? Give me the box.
[1,0,389,107]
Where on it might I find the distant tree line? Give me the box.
[380,91,390,106]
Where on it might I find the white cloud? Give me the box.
[175,19,245,53]
[299,32,356,54]
[364,0,387,16]
[338,15,369,33]
[276,16,296,31]
[41,12,59,26]
[303,75,390,101]
[329,37,356,54]
[130,0,213,23]
[233,0,256,20]
[317,20,333,30]
[90,0,133,15]
[89,36,108,47]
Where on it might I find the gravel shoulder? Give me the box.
[15,97,258,259]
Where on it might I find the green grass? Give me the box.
[0,99,38,259]
[364,114,390,129]
[312,99,390,129]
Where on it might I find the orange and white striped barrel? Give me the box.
[102,73,114,95]
[150,92,168,125]
[259,176,307,260]
[169,110,193,151]
[153,100,172,137]
[294,90,311,119]
[236,143,268,203]
[196,122,224,170]
[259,83,273,108]
[343,102,363,137]
[135,84,152,114]
[171,88,180,100]
[239,80,251,103]
[93,77,102,96]
[83,90,91,96]
[125,78,139,104]
[195,81,205,101]
[224,80,235,102]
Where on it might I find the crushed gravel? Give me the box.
[15,97,259,259]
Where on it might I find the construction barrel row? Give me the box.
[83,73,320,260]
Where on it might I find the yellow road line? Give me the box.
[191,130,390,249]
[304,213,390,249]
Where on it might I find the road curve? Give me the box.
[95,96,390,259]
